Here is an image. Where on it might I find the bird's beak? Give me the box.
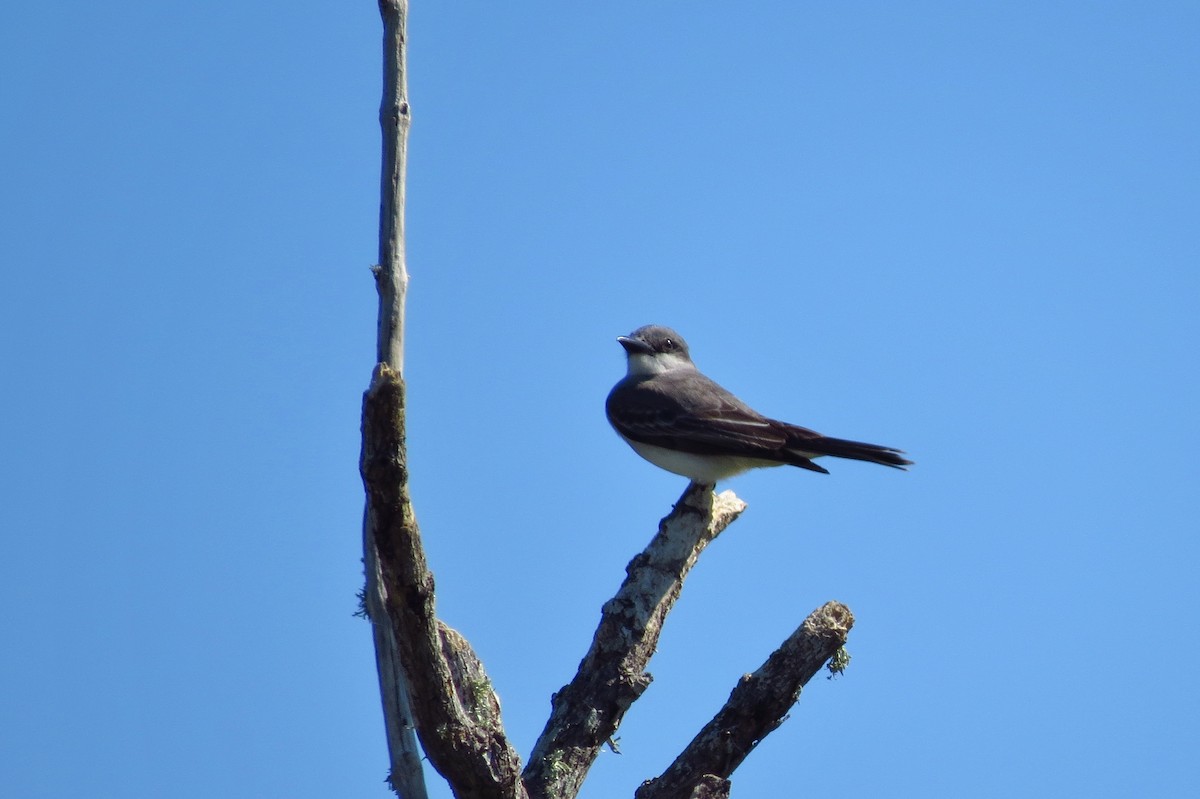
[617,335,653,355]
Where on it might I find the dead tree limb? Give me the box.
[362,0,422,794]
[362,3,527,797]
[361,370,527,799]
[373,0,410,371]
[523,483,748,799]
[634,601,856,799]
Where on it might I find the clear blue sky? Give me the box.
[4,3,1198,797]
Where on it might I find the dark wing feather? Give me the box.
[786,429,913,469]
[607,371,789,456]
[607,371,912,473]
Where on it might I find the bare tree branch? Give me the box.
[362,3,527,797]
[634,601,856,799]
[362,368,528,799]
[374,0,410,370]
[523,483,748,799]
[363,536,427,799]
[362,1,422,795]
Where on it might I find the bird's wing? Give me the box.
[606,371,796,456]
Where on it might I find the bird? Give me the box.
[605,325,912,484]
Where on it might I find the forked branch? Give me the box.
[363,2,526,797]
[364,5,853,798]
[523,483,748,799]
[362,367,528,799]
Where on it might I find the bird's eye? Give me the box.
[662,339,675,350]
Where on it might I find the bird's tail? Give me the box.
[790,432,913,470]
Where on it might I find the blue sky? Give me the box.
[3,3,1198,797]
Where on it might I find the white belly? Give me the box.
[626,439,783,484]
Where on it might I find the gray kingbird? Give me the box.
[606,325,912,483]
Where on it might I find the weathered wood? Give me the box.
[363,1,422,795]
[523,483,747,799]
[374,0,411,371]
[362,367,528,799]
[366,3,526,796]
[635,602,855,799]
[688,775,731,799]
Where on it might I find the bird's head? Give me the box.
[617,325,696,376]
